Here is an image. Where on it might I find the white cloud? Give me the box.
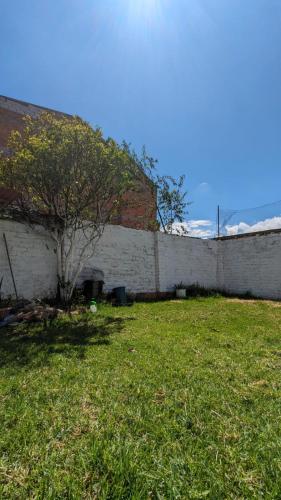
[196,182,211,194]
[168,220,215,238]
[161,215,281,239]
[188,219,212,228]
[226,216,281,236]
[188,227,214,238]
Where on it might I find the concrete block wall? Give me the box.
[1,219,281,301]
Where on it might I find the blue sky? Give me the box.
[1,0,281,233]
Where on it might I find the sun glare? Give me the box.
[127,0,163,28]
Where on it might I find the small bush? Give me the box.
[185,283,221,298]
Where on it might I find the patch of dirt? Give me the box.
[265,301,281,307]
[226,298,281,307]
[249,379,269,388]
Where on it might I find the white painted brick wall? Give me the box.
[218,233,281,299]
[87,225,156,294]
[1,219,281,300]
[157,233,217,291]
[0,220,57,300]
[0,221,157,299]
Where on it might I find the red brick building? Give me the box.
[0,95,157,231]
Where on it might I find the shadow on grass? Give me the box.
[0,315,133,368]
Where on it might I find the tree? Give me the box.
[156,174,188,234]
[0,113,135,303]
[122,144,189,234]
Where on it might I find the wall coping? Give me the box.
[0,94,71,117]
[215,227,281,241]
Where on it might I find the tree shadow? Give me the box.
[0,315,134,368]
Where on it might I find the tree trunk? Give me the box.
[55,228,99,305]
[56,235,71,305]
[56,231,83,305]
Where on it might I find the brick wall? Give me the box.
[0,220,218,300]
[0,220,57,299]
[0,108,25,149]
[157,232,217,291]
[0,220,157,299]
[217,231,281,299]
[0,95,52,149]
[0,95,157,231]
[1,220,281,301]
[111,183,157,231]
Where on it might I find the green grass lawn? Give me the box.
[0,298,281,499]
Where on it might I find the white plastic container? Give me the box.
[90,300,98,313]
